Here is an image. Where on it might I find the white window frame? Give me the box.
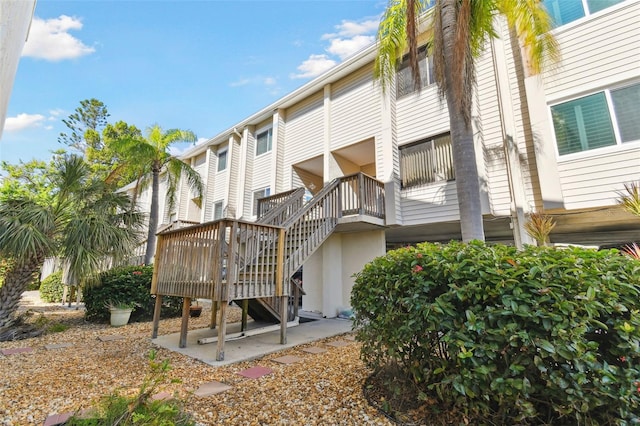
[217,149,228,172]
[252,187,271,216]
[255,127,273,157]
[213,200,224,220]
[544,0,626,29]
[550,82,640,159]
[396,44,435,99]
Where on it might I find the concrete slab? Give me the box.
[1,347,33,356]
[301,346,327,354]
[194,381,232,397]
[152,317,353,366]
[45,343,73,350]
[237,365,272,379]
[271,355,303,364]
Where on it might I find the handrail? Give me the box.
[257,188,304,219]
[257,187,306,226]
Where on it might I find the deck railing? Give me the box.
[152,173,385,358]
[257,188,305,224]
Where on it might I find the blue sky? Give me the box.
[1,0,385,165]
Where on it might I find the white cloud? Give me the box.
[291,17,379,80]
[322,18,380,39]
[4,113,46,131]
[196,137,208,145]
[229,78,251,87]
[326,34,375,60]
[290,54,337,79]
[22,15,95,61]
[230,76,278,90]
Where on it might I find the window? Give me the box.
[552,83,640,156]
[543,0,625,27]
[217,150,227,172]
[213,201,223,220]
[400,133,454,188]
[396,45,435,98]
[253,187,271,216]
[256,128,273,156]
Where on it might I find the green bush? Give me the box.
[66,349,194,425]
[83,265,183,323]
[39,271,64,303]
[352,241,640,425]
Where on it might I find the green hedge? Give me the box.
[83,265,183,323]
[352,241,640,424]
[39,271,64,303]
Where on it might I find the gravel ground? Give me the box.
[0,295,392,425]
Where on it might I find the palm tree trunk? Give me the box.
[144,165,161,265]
[440,0,485,242]
[0,257,42,341]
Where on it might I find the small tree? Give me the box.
[109,125,203,265]
[0,155,144,340]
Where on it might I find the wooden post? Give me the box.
[151,294,163,338]
[179,297,190,348]
[216,298,227,361]
[280,295,288,344]
[241,299,249,332]
[210,300,218,329]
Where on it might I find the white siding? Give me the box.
[395,86,449,144]
[542,1,640,101]
[330,65,382,149]
[400,181,460,225]
[542,1,640,210]
[284,91,324,169]
[557,147,640,209]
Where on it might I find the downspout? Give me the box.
[490,29,533,249]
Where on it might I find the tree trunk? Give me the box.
[0,257,42,341]
[144,165,161,265]
[440,0,485,242]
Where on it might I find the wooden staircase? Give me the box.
[150,172,384,360]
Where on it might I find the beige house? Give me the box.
[143,0,640,359]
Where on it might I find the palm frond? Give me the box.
[622,243,640,260]
[498,0,560,74]
[524,212,556,246]
[618,182,640,217]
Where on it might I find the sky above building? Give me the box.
[0,0,385,165]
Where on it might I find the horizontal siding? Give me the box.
[330,64,382,149]
[557,146,640,209]
[395,85,449,144]
[283,91,324,167]
[400,181,460,225]
[543,1,640,100]
[252,152,272,190]
[475,43,510,215]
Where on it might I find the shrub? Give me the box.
[83,265,183,323]
[39,271,64,303]
[66,349,194,425]
[352,241,640,425]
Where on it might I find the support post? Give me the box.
[179,297,191,348]
[210,301,218,329]
[216,299,227,361]
[241,299,249,332]
[280,295,288,344]
[151,294,163,338]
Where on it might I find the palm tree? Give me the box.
[375,0,558,242]
[0,155,143,340]
[110,125,203,265]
